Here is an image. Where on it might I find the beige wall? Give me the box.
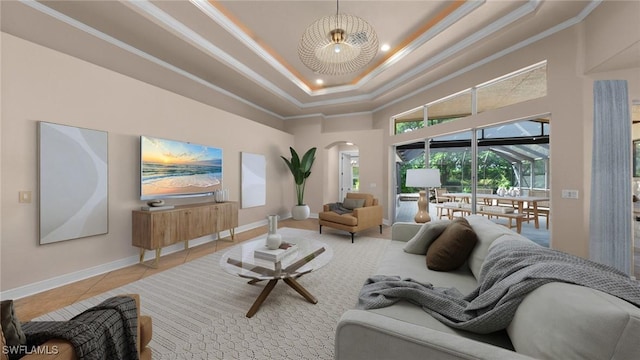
[284,118,384,215]
[0,33,294,293]
[583,0,640,73]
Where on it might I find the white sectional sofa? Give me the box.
[335,215,640,360]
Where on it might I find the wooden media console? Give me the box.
[132,201,238,267]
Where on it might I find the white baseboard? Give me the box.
[1,220,268,301]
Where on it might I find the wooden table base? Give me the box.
[245,277,317,318]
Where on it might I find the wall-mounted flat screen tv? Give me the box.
[140,135,222,200]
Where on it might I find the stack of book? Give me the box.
[254,241,297,262]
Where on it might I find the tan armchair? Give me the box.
[318,193,383,243]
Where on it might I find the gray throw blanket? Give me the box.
[358,240,640,334]
[329,202,352,215]
[22,296,139,360]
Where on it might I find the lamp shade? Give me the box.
[406,169,441,188]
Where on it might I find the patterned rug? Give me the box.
[34,228,389,359]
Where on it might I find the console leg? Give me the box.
[154,249,161,268]
[379,225,383,233]
[319,225,322,234]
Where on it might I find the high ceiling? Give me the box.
[1,0,602,120]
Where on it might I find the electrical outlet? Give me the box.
[561,189,579,199]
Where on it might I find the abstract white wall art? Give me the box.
[241,152,266,208]
[39,122,108,244]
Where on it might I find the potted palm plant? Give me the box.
[281,147,316,220]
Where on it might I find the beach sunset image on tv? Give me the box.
[140,136,222,199]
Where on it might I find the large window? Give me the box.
[399,120,550,194]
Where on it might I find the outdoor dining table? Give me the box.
[445,192,550,229]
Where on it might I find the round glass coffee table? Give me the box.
[220,235,333,318]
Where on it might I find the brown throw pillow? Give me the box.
[0,300,26,347]
[426,218,478,271]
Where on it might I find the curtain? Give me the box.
[590,80,632,275]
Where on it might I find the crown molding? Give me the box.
[19,0,287,119]
[189,0,312,94]
[124,0,305,108]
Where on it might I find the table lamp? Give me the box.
[406,168,441,223]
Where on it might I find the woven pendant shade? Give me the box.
[298,11,378,75]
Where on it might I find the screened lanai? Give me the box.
[395,119,550,246]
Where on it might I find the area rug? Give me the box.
[34,228,389,359]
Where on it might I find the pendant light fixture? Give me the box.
[298,0,378,75]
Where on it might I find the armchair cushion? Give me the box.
[343,198,365,210]
[319,211,358,226]
[345,193,375,207]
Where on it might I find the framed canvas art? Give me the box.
[241,152,266,208]
[39,122,108,244]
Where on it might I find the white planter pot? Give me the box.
[291,205,310,220]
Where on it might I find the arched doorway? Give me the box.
[324,141,360,203]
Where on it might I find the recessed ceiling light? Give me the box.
[316,79,324,85]
[381,44,391,52]
[346,142,354,146]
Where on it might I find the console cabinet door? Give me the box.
[179,206,214,240]
[132,210,179,249]
[216,202,238,232]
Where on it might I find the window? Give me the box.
[427,90,472,126]
[394,107,423,134]
[477,62,547,113]
[392,61,548,136]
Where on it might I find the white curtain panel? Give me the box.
[590,80,632,275]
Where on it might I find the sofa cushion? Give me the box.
[426,218,478,271]
[0,300,25,347]
[343,198,365,210]
[403,219,450,255]
[507,282,640,360]
[372,241,514,351]
[319,211,358,226]
[377,241,478,292]
[465,215,532,279]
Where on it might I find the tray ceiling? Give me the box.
[1,0,600,120]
